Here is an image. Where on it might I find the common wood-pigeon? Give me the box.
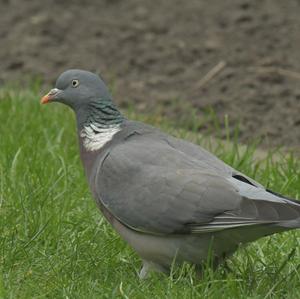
[41,69,300,278]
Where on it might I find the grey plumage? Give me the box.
[41,69,300,278]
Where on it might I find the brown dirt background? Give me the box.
[1,0,300,148]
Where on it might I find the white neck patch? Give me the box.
[80,123,121,151]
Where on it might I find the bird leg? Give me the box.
[139,261,151,279]
[139,260,170,279]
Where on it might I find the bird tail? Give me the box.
[276,203,300,229]
[265,189,300,229]
[263,199,300,230]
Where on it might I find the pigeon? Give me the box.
[41,69,300,278]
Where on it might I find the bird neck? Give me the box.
[76,99,124,131]
[76,99,124,152]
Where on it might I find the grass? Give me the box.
[0,86,299,299]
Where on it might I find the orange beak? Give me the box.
[40,94,51,104]
[40,88,61,104]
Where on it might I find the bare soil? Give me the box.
[1,0,300,148]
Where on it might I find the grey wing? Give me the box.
[95,134,300,235]
[164,134,233,175]
[164,133,265,188]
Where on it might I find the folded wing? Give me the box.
[95,131,300,235]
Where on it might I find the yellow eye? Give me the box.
[71,79,79,88]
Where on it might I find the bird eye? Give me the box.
[71,79,79,88]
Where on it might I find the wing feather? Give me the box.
[94,128,300,235]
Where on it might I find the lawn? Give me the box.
[0,86,299,298]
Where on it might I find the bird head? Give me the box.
[41,69,112,110]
